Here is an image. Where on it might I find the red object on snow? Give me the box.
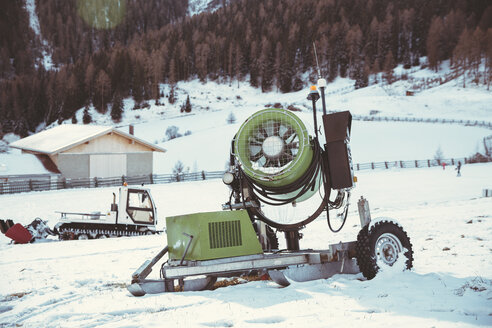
[5,224,33,244]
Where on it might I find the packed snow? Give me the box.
[0,65,491,326]
[0,163,491,327]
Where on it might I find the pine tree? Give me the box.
[111,93,123,122]
[453,29,471,87]
[383,51,395,84]
[132,55,146,107]
[82,105,92,124]
[95,70,111,113]
[169,85,176,105]
[354,62,369,89]
[427,17,444,71]
[486,28,492,89]
[184,95,192,113]
[226,112,236,124]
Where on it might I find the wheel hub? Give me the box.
[262,136,285,158]
[375,232,403,266]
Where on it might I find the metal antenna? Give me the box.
[313,42,328,116]
[313,42,321,79]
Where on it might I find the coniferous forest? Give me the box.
[0,0,491,136]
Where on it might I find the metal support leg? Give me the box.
[357,196,371,228]
[285,230,301,250]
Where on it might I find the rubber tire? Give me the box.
[355,221,414,280]
[59,231,75,240]
[77,233,90,240]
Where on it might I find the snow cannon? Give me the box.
[127,79,414,298]
[232,108,319,203]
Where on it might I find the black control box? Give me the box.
[322,111,354,189]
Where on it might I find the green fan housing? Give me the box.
[233,108,314,190]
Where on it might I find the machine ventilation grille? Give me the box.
[209,220,242,249]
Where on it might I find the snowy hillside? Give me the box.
[188,0,226,16]
[29,65,486,175]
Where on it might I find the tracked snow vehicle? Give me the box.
[127,78,414,296]
[56,185,159,240]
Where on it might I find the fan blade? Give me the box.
[285,141,299,150]
[282,127,294,140]
[273,122,280,136]
[250,151,264,162]
[259,127,268,139]
[279,153,294,166]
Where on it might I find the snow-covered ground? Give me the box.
[0,163,491,327]
[0,63,491,327]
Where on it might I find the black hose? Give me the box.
[242,138,324,206]
[238,137,349,233]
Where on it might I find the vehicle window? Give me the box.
[127,190,154,223]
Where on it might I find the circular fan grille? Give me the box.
[248,119,299,172]
[234,108,313,188]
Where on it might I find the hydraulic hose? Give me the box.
[238,137,348,233]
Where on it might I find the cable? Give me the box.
[242,137,324,206]
[237,137,349,233]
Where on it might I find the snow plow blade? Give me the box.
[4,223,33,244]
[128,280,167,296]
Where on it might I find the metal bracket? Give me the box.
[131,246,168,283]
[357,196,371,228]
[180,233,194,265]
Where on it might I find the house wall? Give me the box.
[32,133,160,179]
[55,152,154,179]
[127,152,153,176]
[65,133,150,153]
[56,153,90,179]
[90,153,127,178]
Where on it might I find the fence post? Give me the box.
[202,170,206,180]
[94,177,98,188]
[385,161,388,169]
[29,179,33,191]
[415,160,418,168]
[357,163,360,171]
[427,160,430,167]
[150,173,154,184]
[371,162,374,169]
[400,160,403,168]
[122,175,126,185]
[451,158,455,165]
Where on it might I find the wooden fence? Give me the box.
[1,157,487,195]
[350,114,492,129]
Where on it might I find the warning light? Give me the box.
[310,85,317,91]
[353,176,358,183]
[123,182,128,186]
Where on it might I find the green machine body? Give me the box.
[166,210,263,261]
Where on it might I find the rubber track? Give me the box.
[57,222,154,240]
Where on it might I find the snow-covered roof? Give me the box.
[9,124,165,155]
[0,153,54,176]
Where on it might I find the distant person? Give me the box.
[456,161,462,177]
[442,162,446,170]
